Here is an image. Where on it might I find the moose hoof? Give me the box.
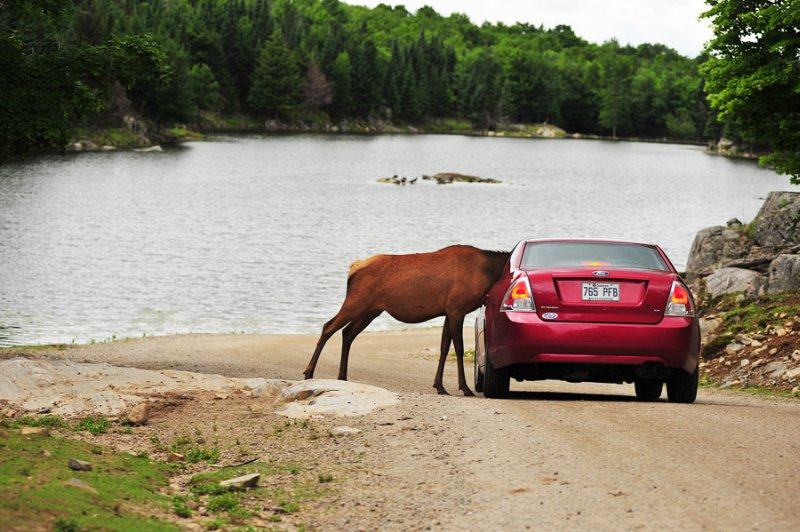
[435,386,449,396]
[303,372,314,380]
[461,387,475,397]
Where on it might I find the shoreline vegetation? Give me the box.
[2,0,774,169]
[64,113,748,156]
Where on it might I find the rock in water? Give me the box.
[133,145,163,153]
[429,172,501,185]
[68,459,92,471]
[219,473,260,490]
[767,254,800,293]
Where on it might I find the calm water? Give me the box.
[0,134,796,346]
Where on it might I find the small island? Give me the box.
[378,172,501,185]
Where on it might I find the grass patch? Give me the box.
[0,429,176,530]
[184,447,220,464]
[18,414,66,428]
[162,125,203,141]
[75,416,111,435]
[700,374,796,398]
[702,290,799,343]
[187,461,326,524]
[207,492,239,512]
[172,495,192,518]
[188,462,293,496]
[448,348,476,362]
[170,435,219,464]
[72,126,143,149]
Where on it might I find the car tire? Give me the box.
[634,379,663,401]
[667,367,698,404]
[473,352,484,392]
[483,353,510,398]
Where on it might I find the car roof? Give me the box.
[523,237,659,247]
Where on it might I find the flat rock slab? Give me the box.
[0,357,288,417]
[277,379,399,418]
[220,473,260,490]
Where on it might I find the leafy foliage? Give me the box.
[701,0,800,182]
[4,0,793,173]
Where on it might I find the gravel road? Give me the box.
[5,329,799,530]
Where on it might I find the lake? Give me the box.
[0,134,796,346]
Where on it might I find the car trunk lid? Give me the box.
[528,268,675,324]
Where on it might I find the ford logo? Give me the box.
[542,312,558,320]
[593,271,610,277]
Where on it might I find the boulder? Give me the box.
[219,473,260,490]
[125,402,150,426]
[698,316,723,346]
[133,145,163,153]
[726,218,743,230]
[705,267,763,298]
[277,379,398,419]
[686,226,748,277]
[768,254,800,293]
[68,459,92,471]
[752,191,800,249]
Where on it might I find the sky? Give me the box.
[347,0,713,57]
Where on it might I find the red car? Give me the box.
[474,239,700,402]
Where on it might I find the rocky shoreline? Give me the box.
[62,113,730,156]
[686,191,800,395]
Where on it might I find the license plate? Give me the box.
[582,282,620,301]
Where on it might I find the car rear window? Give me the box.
[521,242,668,271]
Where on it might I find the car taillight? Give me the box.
[500,275,536,312]
[665,281,694,317]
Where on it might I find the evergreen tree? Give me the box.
[247,35,303,118]
[0,0,717,159]
[188,63,221,112]
[350,36,382,117]
[458,50,504,128]
[330,51,354,118]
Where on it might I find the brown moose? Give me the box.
[303,245,511,395]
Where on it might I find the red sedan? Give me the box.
[474,239,700,402]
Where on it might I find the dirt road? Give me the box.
[6,329,799,530]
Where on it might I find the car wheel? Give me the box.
[483,353,510,398]
[473,351,484,392]
[634,379,663,401]
[667,367,698,404]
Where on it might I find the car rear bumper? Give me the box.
[487,312,699,373]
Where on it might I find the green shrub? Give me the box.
[75,416,110,435]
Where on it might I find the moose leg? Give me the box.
[303,311,352,379]
[449,314,474,396]
[433,317,451,395]
[338,311,380,381]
